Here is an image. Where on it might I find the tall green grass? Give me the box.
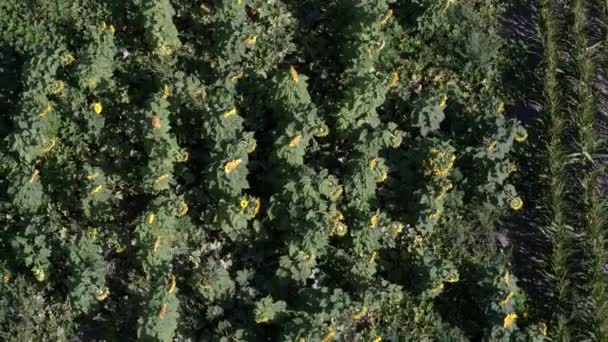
[581,170,608,340]
[571,0,596,155]
[570,0,608,339]
[540,0,575,339]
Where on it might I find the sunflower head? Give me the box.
[91,102,103,114]
[514,126,528,143]
[510,197,523,211]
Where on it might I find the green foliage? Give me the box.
[0,276,76,341]
[0,0,551,341]
[254,296,286,324]
[141,0,181,56]
[66,232,109,314]
[75,23,117,92]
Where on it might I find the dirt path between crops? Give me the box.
[500,0,554,316]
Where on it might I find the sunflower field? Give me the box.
[0,0,606,341]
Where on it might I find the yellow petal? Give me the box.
[161,84,170,99]
[224,159,242,174]
[63,52,75,65]
[351,306,368,320]
[40,137,57,152]
[430,283,444,294]
[153,236,161,252]
[539,322,547,336]
[503,313,517,329]
[510,197,523,211]
[446,271,459,283]
[38,103,52,117]
[289,134,302,148]
[241,36,257,45]
[289,65,299,82]
[369,158,378,170]
[155,174,169,182]
[387,71,399,89]
[176,149,189,163]
[369,250,378,264]
[254,197,261,217]
[439,95,448,109]
[222,107,237,118]
[497,101,505,113]
[380,9,393,25]
[370,212,379,227]
[166,274,176,293]
[91,102,103,114]
[50,81,64,95]
[255,316,269,324]
[28,169,40,184]
[176,201,189,217]
[321,326,335,342]
[86,172,99,180]
[500,292,514,307]
[95,287,110,301]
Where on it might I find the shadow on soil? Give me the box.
[500,0,556,319]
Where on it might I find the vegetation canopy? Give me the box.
[0,0,606,341]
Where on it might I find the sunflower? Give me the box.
[28,169,40,184]
[289,134,302,148]
[497,101,505,113]
[446,271,459,283]
[50,81,64,95]
[166,274,176,293]
[500,292,514,307]
[222,107,237,118]
[439,94,448,109]
[32,267,45,282]
[95,287,110,301]
[514,127,528,142]
[63,52,75,65]
[176,201,189,217]
[289,65,299,82]
[503,313,517,329]
[38,103,52,117]
[510,197,523,211]
[91,101,103,114]
[91,184,103,194]
[370,212,379,227]
[369,158,378,170]
[224,159,242,174]
[351,306,368,320]
[387,70,399,89]
[380,9,393,25]
[161,84,170,99]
